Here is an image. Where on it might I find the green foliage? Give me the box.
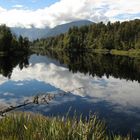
[0,25,12,52]
[33,19,140,51]
[0,24,30,53]
[0,112,131,140]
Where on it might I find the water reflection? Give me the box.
[6,54,140,109]
[45,51,140,83]
[0,54,29,78]
[0,53,140,137]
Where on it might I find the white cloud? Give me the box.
[0,7,6,13]
[0,0,140,28]
[3,92,14,96]
[12,4,24,9]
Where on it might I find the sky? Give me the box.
[0,0,140,28]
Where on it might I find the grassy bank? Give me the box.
[31,47,140,58]
[91,49,140,57]
[0,112,131,140]
[110,49,140,57]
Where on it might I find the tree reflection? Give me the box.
[40,50,140,83]
[0,54,29,78]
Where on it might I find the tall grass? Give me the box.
[0,112,131,140]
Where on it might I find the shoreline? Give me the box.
[90,49,140,57]
[31,47,140,58]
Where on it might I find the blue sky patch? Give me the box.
[114,13,140,20]
[0,0,59,10]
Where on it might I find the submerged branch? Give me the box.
[0,87,84,116]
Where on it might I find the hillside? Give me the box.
[45,20,93,37]
[11,20,93,40]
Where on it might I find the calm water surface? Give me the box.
[0,52,140,137]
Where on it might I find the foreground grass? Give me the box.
[0,112,131,140]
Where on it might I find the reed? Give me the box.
[0,112,131,140]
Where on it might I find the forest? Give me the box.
[0,24,30,54]
[33,19,140,51]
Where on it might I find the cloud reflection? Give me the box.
[0,54,140,114]
[12,56,140,107]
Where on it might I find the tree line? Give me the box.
[33,19,140,51]
[0,24,30,53]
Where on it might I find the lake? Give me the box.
[0,51,140,138]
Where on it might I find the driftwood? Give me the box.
[0,87,83,116]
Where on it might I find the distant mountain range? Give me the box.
[11,27,50,41]
[45,20,93,38]
[11,20,93,40]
